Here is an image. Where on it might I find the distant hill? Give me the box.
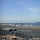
[17,22,40,26]
[0,22,40,26]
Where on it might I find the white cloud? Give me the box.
[0,16,40,23]
[28,7,40,12]
[5,9,14,12]
[0,17,16,23]
[17,2,25,5]
[17,2,20,4]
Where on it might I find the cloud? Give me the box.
[5,9,14,12]
[17,2,20,4]
[17,2,25,5]
[28,7,40,12]
[0,17,16,23]
[0,17,25,23]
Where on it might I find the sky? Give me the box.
[0,0,40,23]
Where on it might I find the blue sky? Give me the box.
[0,0,40,23]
